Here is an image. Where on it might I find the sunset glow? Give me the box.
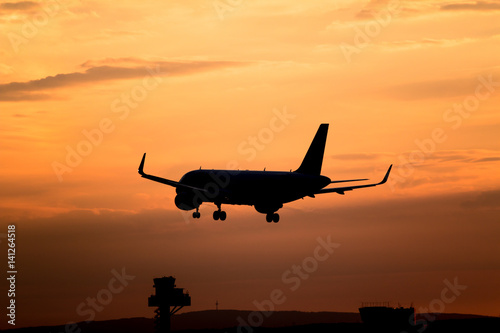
[1,0,499,328]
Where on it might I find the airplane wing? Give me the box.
[316,165,392,195]
[138,153,211,193]
[330,178,368,183]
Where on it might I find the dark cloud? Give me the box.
[474,156,500,162]
[9,188,500,326]
[460,189,500,209]
[386,149,500,191]
[441,1,500,11]
[427,150,477,163]
[0,59,246,101]
[393,150,500,170]
[354,0,391,19]
[0,92,52,101]
[330,150,500,165]
[0,1,38,11]
[424,150,500,165]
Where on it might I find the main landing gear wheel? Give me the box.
[192,208,200,219]
[213,203,226,221]
[266,213,279,223]
[213,210,227,221]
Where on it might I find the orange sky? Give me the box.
[1,0,500,329]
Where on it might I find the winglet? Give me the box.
[138,153,146,175]
[379,164,392,184]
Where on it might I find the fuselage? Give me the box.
[175,169,331,212]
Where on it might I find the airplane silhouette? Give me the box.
[138,124,392,222]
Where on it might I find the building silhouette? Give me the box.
[148,276,191,333]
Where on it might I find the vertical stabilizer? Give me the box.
[294,123,329,175]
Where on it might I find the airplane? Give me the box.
[138,123,392,223]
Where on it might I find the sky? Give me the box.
[1,0,499,329]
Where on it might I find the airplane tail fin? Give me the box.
[294,123,329,175]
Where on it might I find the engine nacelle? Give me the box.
[254,202,283,214]
[174,192,201,211]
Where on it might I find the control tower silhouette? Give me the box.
[148,276,191,333]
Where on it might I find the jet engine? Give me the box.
[174,192,201,210]
[254,202,283,214]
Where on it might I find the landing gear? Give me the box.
[192,208,201,219]
[213,210,226,221]
[266,213,279,223]
[213,204,226,221]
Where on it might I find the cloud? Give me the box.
[379,37,474,51]
[71,29,148,42]
[0,63,14,74]
[399,149,500,167]
[351,1,500,22]
[9,187,500,326]
[0,59,246,101]
[474,157,500,162]
[329,152,391,161]
[426,150,478,163]
[441,1,500,11]
[354,0,394,19]
[330,150,500,165]
[383,72,499,100]
[387,149,500,192]
[0,1,38,11]
[0,92,52,102]
[79,57,165,69]
[460,189,500,209]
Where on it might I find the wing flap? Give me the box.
[330,178,368,184]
